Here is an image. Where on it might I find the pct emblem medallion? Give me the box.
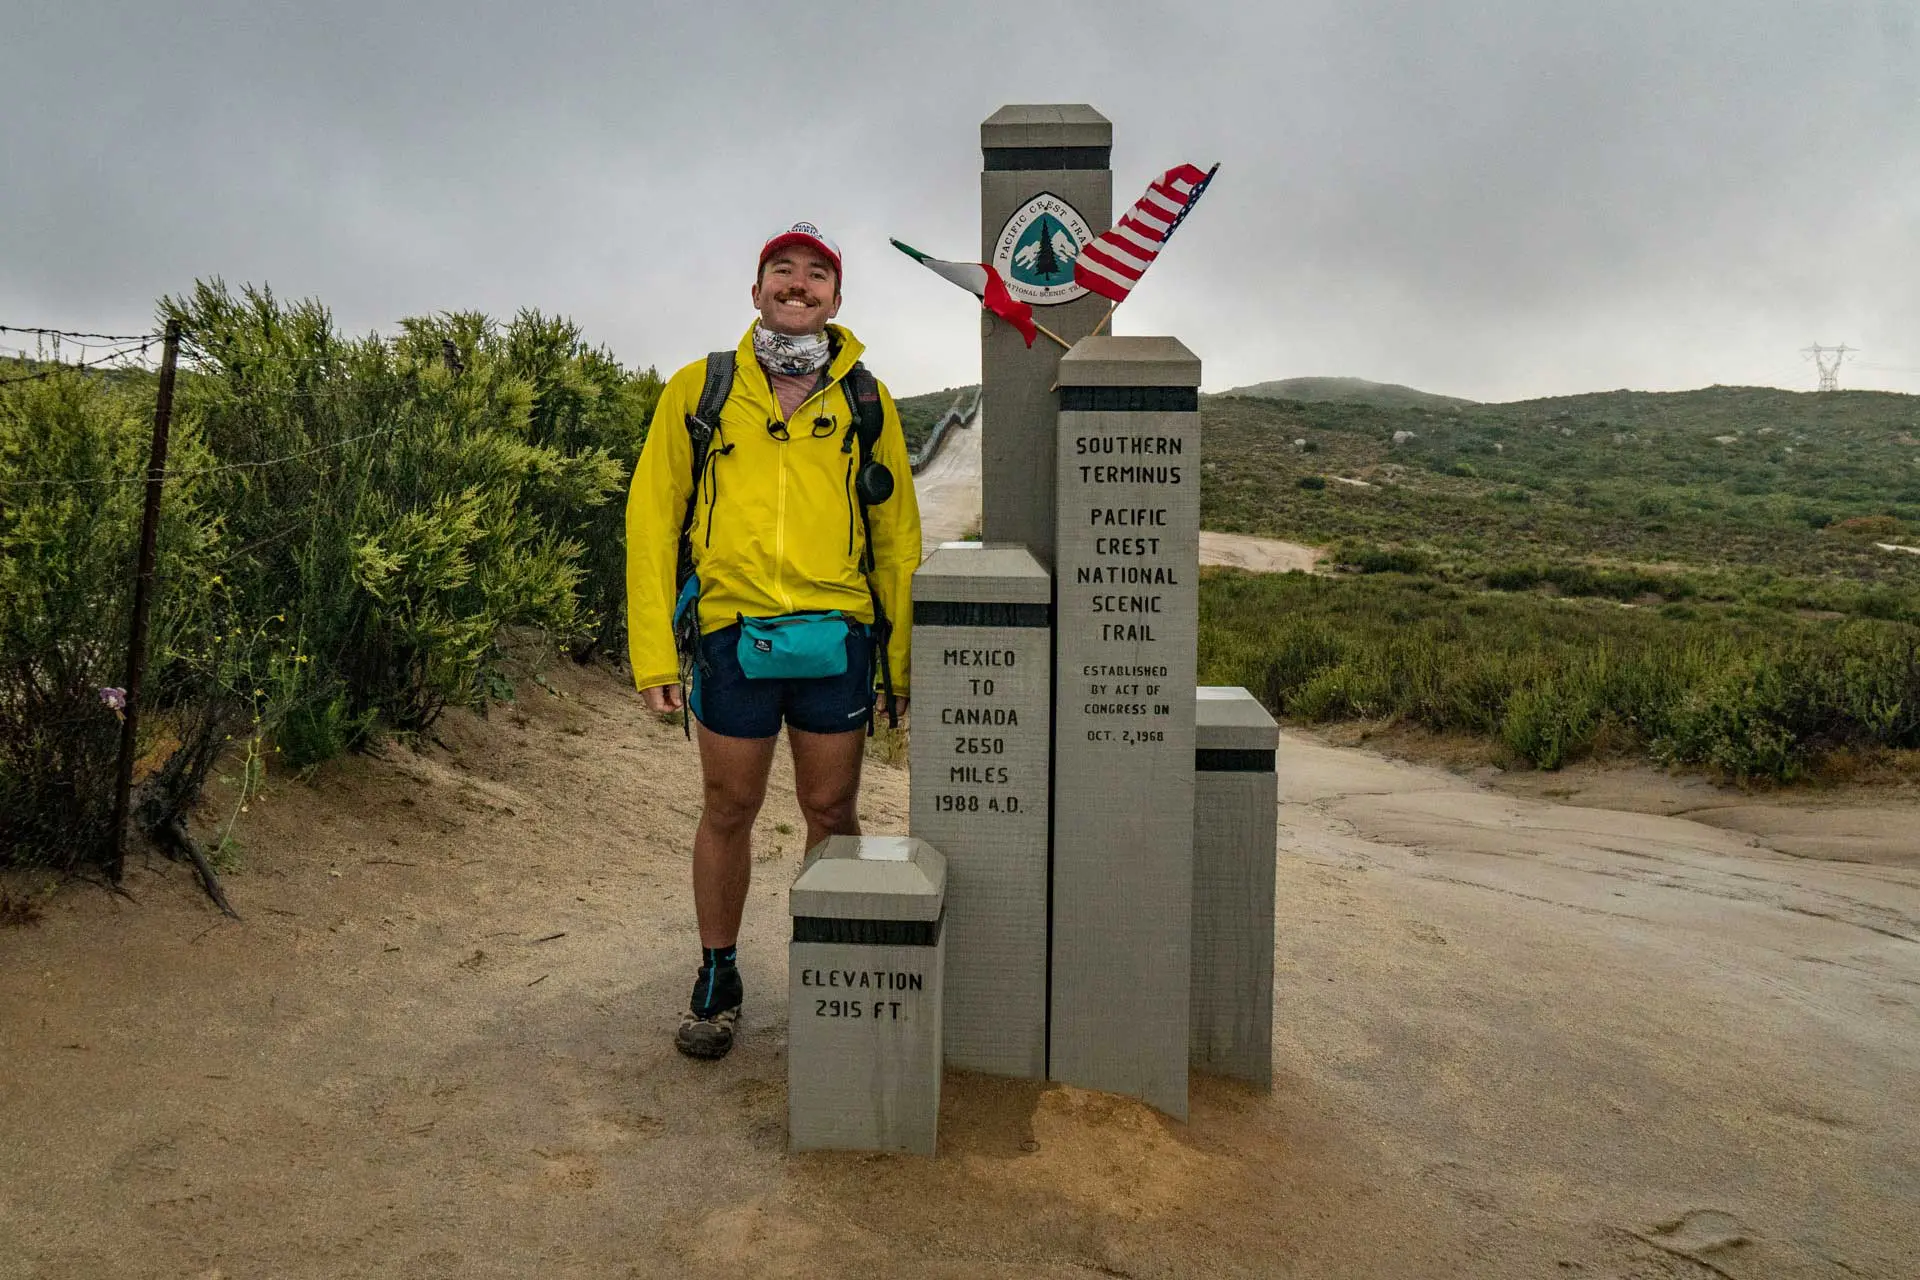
[993,193,1093,306]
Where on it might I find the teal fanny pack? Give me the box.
[736,612,854,680]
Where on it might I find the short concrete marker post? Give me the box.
[1191,686,1279,1090]
[787,835,947,1155]
[1049,335,1203,1119]
[911,544,1053,1079]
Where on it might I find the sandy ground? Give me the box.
[3,657,1917,1279]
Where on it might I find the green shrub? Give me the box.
[1,282,663,870]
[1341,543,1428,574]
[1255,623,1348,712]
[0,375,221,867]
[1656,659,1808,781]
[1486,564,1544,592]
[168,283,657,744]
[1500,679,1603,769]
[275,695,373,770]
[1199,569,1920,781]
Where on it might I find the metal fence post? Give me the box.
[108,318,181,881]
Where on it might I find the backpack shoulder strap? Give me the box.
[680,351,735,520]
[839,361,899,728]
[671,350,737,736]
[686,350,735,457]
[676,350,736,580]
[842,361,884,464]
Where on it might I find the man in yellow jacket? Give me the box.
[626,223,921,1059]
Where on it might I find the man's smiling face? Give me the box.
[752,243,841,337]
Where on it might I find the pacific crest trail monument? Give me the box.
[793,104,1275,1150]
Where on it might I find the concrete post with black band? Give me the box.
[910,545,1052,1079]
[980,104,1114,567]
[788,835,947,1155]
[1048,336,1202,1119]
[1191,686,1279,1090]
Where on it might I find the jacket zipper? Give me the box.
[774,421,791,614]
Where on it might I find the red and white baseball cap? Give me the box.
[759,221,843,283]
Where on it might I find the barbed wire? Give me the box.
[2,335,156,357]
[0,340,157,386]
[15,333,155,356]
[1,339,160,365]
[2,314,635,490]
[3,346,379,401]
[0,323,161,343]
[0,423,406,489]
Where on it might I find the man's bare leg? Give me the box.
[693,725,778,947]
[788,726,865,852]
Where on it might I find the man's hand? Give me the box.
[874,694,909,728]
[642,683,685,714]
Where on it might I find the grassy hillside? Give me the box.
[1220,376,1474,411]
[892,384,978,453]
[1202,386,1920,602]
[1198,384,1920,779]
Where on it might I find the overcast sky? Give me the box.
[4,1,1915,401]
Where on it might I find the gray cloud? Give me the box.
[4,0,1914,400]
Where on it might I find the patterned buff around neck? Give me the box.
[752,325,831,377]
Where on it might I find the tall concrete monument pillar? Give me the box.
[980,104,1113,568]
[1048,336,1203,1119]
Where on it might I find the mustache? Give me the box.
[775,288,818,303]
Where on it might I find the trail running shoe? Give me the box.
[675,962,743,1059]
[675,1006,739,1059]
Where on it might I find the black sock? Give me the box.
[692,946,743,1017]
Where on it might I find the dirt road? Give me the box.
[915,410,982,554]
[1198,531,1323,574]
[3,657,1916,1278]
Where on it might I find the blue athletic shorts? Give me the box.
[689,621,874,739]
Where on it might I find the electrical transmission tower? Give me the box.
[1802,343,1855,392]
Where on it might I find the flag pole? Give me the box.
[1091,300,1118,337]
[1033,320,1072,351]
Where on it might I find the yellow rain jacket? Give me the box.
[625,322,921,697]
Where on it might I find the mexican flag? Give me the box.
[890,239,1039,348]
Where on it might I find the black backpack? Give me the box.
[672,349,897,731]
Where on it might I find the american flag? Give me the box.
[1073,163,1219,304]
